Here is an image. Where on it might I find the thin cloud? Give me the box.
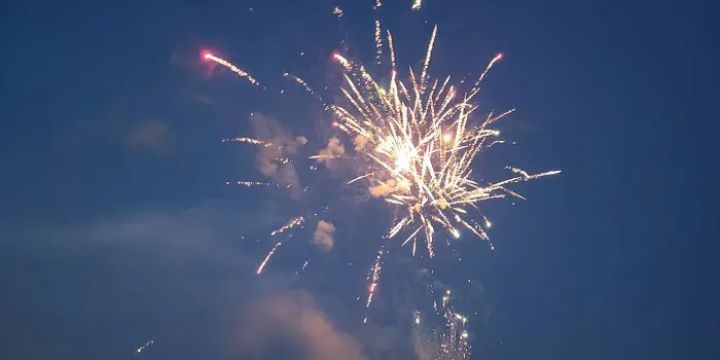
[235,291,368,360]
[313,220,336,251]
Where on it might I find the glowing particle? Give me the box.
[411,0,422,11]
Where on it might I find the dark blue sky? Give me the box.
[1,0,719,359]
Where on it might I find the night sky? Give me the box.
[1,0,719,359]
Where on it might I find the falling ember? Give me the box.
[256,242,282,275]
[202,51,260,86]
[270,216,305,237]
[363,246,385,324]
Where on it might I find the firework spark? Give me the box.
[412,0,423,11]
[328,27,560,257]
[202,51,260,86]
[284,73,327,106]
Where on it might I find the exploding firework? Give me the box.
[204,8,558,328]
[329,27,560,257]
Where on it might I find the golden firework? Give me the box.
[330,27,560,257]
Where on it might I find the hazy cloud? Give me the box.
[235,291,367,360]
[314,137,345,169]
[369,179,409,198]
[353,134,368,152]
[125,121,171,152]
[251,113,307,198]
[312,220,336,251]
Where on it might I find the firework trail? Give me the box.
[270,216,305,237]
[256,242,282,275]
[202,51,260,86]
[363,246,385,324]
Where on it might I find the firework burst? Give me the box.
[204,11,559,330]
[329,27,560,257]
